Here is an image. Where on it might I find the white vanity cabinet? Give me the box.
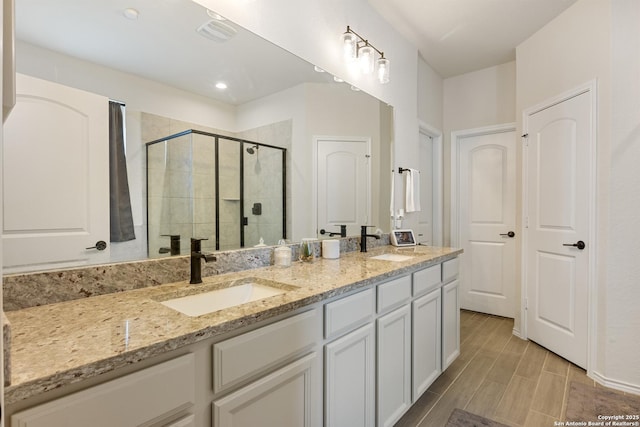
[213,352,320,427]
[442,258,461,370]
[11,354,196,427]
[212,308,322,427]
[324,288,375,427]
[377,304,412,427]
[412,263,443,399]
[376,275,412,427]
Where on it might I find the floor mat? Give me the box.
[565,381,640,423]
[445,408,510,427]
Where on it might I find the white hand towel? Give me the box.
[405,168,421,212]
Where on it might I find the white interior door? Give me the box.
[3,73,109,272]
[416,133,433,245]
[524,88,593,369]
[316,137,370,237]
[454,126,516,318]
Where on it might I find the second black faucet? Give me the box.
[360,225,381,252]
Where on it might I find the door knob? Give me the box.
[563,240,586,250]
[500,231,515,238]
[86,240,107,251]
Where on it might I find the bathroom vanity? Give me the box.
[4,245,461,427]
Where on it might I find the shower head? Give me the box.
[246,145,259,154]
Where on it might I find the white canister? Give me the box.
[274,245,292,267]
[322,239,340,259]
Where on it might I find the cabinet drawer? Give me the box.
[213,308,321,394]
[325,288,374,340]
[442,257,459,283]
[412,264,442,296]
[377,275,412,314]
[11,354,195,427]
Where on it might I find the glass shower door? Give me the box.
[242,143,285,247]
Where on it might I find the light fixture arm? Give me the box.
[344,26,385,59]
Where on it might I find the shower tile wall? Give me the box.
[218,139,241,251]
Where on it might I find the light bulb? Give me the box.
[341,32,357,62]
[359,44,375,74]
[377,57,390,84]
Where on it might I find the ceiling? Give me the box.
[369,0,579,77]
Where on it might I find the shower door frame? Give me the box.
[145,129,287,255]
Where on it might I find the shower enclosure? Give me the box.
[146,130,286,257]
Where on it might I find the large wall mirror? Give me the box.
[6,0,393,272]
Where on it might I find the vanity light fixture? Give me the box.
[341,26,390,84]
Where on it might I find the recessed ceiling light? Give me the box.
[350,85,360,91]
[215,82,228,90]
[333,76,344,83]
[123,8,139,20]
[314,65,325,73]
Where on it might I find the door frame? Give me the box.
[311,135,371,236]
[450,123,516,248]
[521,80,598,373]
[418,121,444,246]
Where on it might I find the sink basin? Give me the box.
[370,253,414,262]
[159,278,293,317]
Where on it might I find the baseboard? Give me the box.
[512,327,524,339]
[590,370,640,396]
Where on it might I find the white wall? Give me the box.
[193,0,419,228]
[517,0,640,392]
[418,57,444,130]
[607,0,640,391]
[16,41,237,131]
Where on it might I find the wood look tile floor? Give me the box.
[395,310,629,427]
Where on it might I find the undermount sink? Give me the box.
[159,278,295,317]
[370,253,414,262]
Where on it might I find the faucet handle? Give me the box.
[190,237,209,251]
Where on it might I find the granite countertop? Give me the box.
[4,245,461,406]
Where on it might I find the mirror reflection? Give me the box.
[147,130,286,257]
[8,0,393,272]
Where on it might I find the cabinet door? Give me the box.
[377,304,411,427]
[412,288,442,400]
[325,324,375,427]
[11,354,195,427]
[213,352,320,427]
[442,279,460,370]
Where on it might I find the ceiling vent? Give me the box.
[196,20,237,42]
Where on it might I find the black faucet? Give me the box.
[320,224,347,238]
[160,234,181,255]
[190,238,216,284]
[360,225,381,252]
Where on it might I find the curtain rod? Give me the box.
[109,99,126,106]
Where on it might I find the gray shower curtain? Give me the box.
[109,101,135,242]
